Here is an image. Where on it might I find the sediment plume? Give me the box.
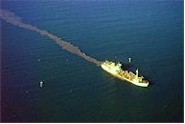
[0,9,102,66]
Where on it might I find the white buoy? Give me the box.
[40,81,44,87]
[37,59,40,62]
[128,57,131,63]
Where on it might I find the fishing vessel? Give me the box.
[101,60,149,87]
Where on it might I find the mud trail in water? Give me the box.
[0,9,102,66]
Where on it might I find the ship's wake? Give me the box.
[0,9,102,66]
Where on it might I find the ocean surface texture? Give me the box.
[1,0,183,122]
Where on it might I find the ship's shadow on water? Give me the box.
[120,62,137,72]
[120,63,132,69]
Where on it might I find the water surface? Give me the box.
[1,0,183,122]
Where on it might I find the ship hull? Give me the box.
[101,64,149,87]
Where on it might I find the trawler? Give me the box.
[101,60,149,87]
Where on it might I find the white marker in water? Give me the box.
[40,81,44,87]
[128,57,132,63]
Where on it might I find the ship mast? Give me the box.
[136,69,139,77]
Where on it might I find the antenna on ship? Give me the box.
[128,57,131,63]
[115,56,117,61]
[136,69,139,77]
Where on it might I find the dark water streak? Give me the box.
[0,9,102,66]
